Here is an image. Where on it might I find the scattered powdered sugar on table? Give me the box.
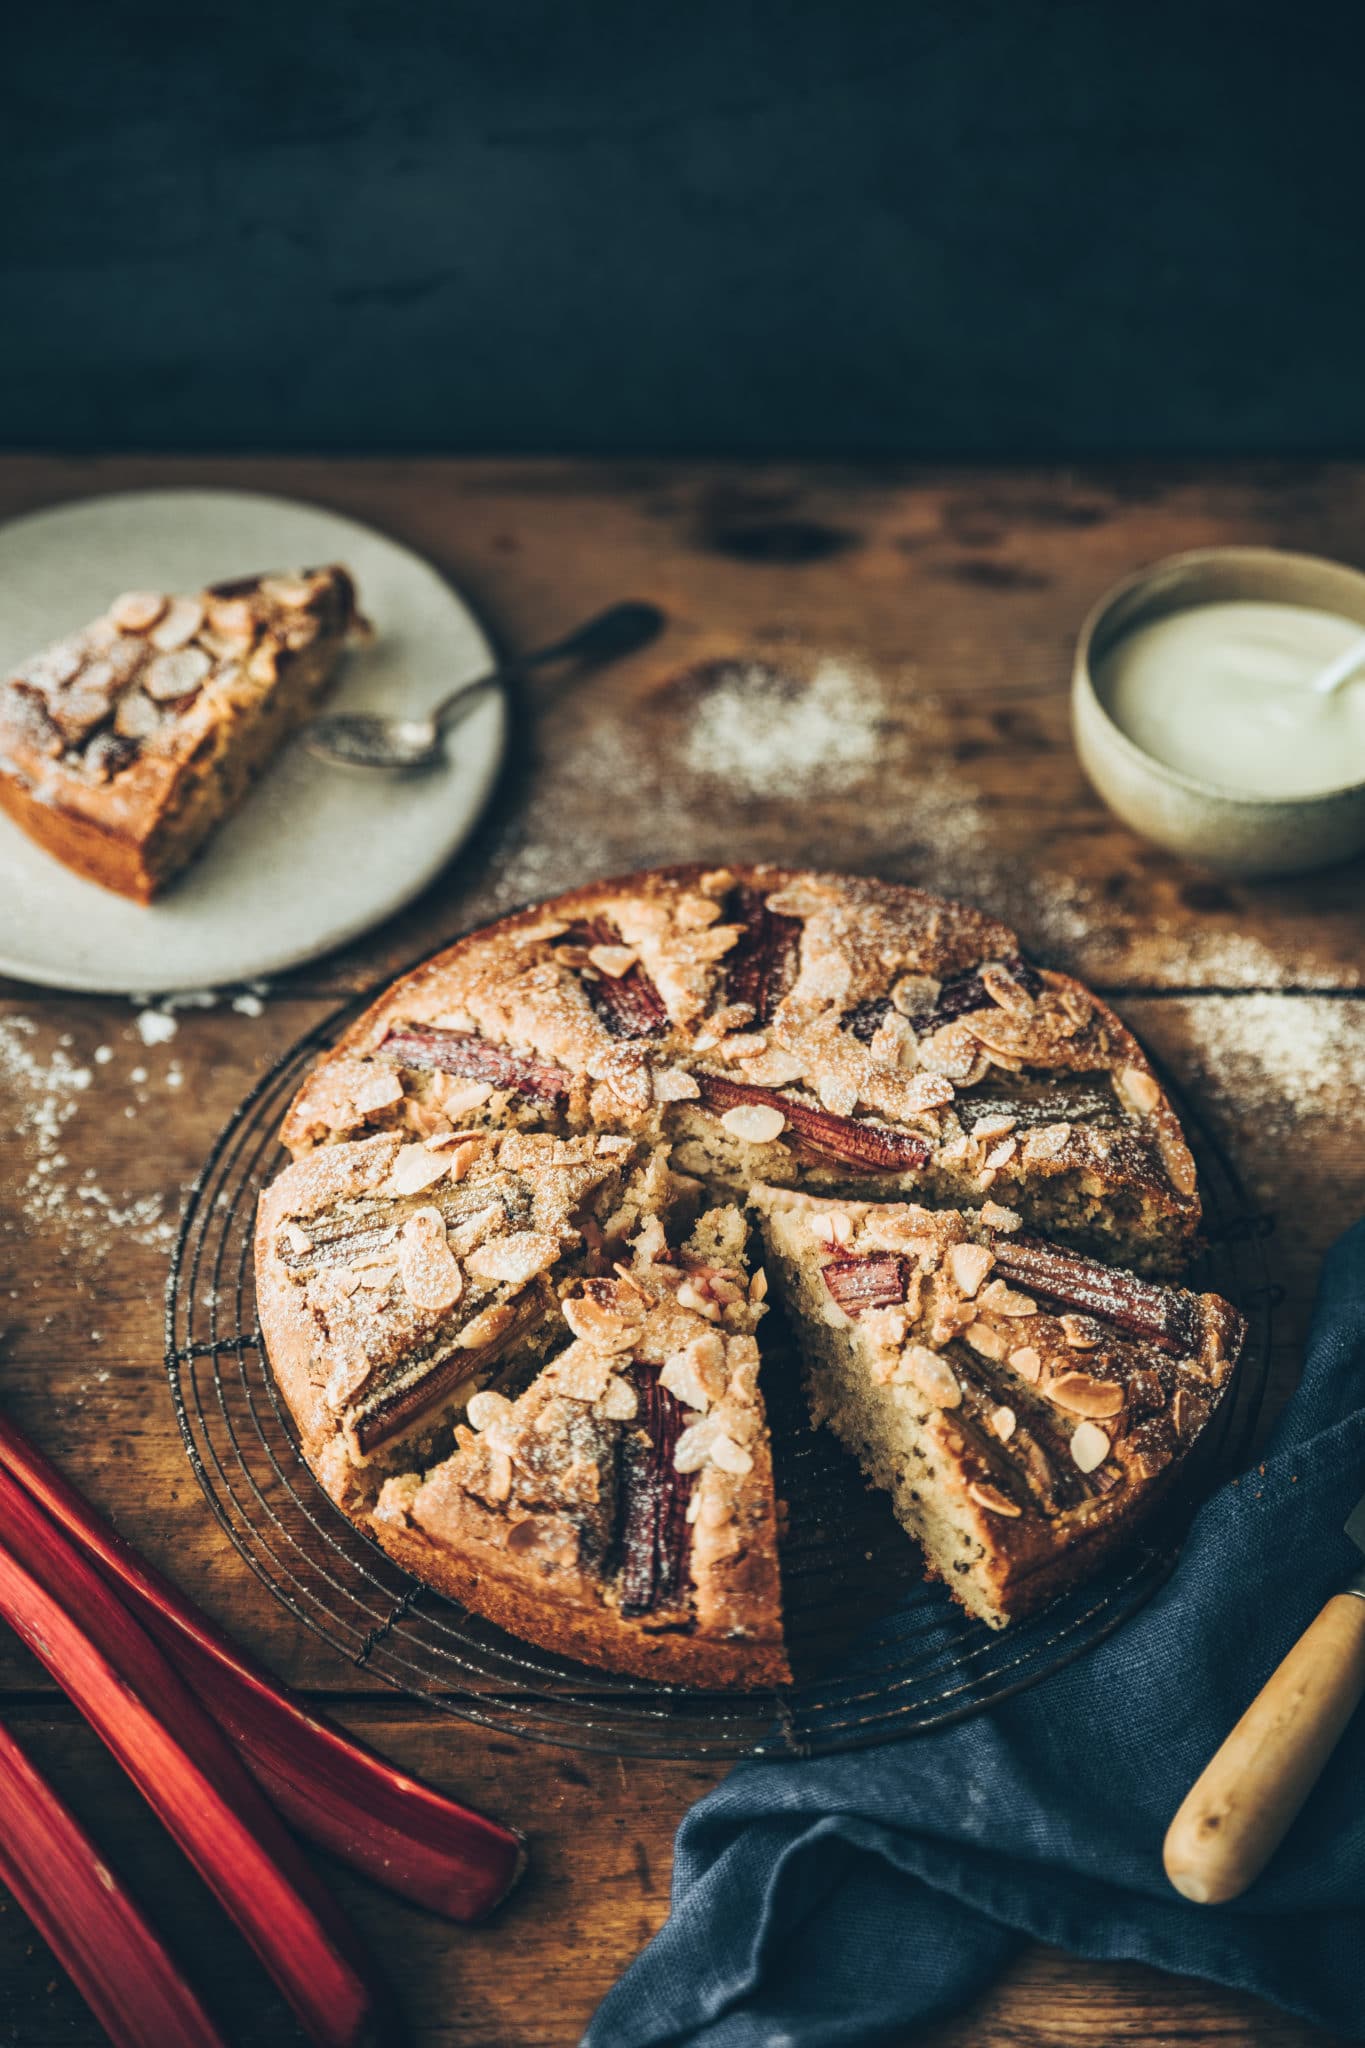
[683,657,884,796]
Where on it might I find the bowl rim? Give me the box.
[1073,544,1365,810]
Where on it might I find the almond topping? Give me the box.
[982,1137,1018,1172]
[653,1066,701,1101]
[971,1112,1017,1141]
[1070,1420,1111,1473]
[964,1320,1007,1361]
[143,646,212,702]
[466,1389,513,1432]
[149,596,206,651]
[110,590,168,632]
[353,1070,406,1114]
[561,1294,644,1352]
[465,1230,559,1287]
[397,1208,463,1313]
[1046,1372,1125,1419]
[947,1241,994,1299]
[991,1406,1017,1442]
[282,1223,312,1256]
[1008,1344,1042,1383]
[1118,1065,1162,1115]
[587,943,639,979]
[719,1102,787,1144]
[1172,1387,1209,1439]
[901,1344,962,1408]
[387,1142,452,1196]
[980,1201,1022,1232]
[967,1479,1022,1518]
[676,1280,722,1322]
[435,1079,495,1116]
[749,1267,769,1303]
[598,1375,639,1421]
[1060,1314,1104,1350]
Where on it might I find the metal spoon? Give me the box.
[1312,629,1365,697]
[304,600,666,771]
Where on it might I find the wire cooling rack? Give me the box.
[165,994,1277,1760]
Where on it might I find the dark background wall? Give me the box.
[4,1,1361,456]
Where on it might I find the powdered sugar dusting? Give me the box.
[683,658,883,796]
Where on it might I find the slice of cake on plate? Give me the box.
[749,1185,1244,1628]
[0,566,362,900]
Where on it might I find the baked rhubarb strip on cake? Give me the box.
[257,864,1241,1686]
[0,567,362,900]
[750,1186,1243,1627]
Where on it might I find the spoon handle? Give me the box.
[1312,630,1365,696]
[427,600,664,732]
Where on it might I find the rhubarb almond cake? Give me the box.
[257,863,1243,1686]
[0,566,362,900]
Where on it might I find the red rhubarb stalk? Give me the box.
[0,1465,395,2048]
[0,1415,525,1922]
[697,1073,933,1171]
[0,1715,226,2048]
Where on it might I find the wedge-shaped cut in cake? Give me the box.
[749,1186,1243,1628]
[0,567,362,900]
[371,1207,787,1688]
[274,864,1200,1274]
[253,1125,687,1515]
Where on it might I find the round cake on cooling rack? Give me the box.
[254,864,1244,1688]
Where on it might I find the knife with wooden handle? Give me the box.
[1164,1491,1365,1904]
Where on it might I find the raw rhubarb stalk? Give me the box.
[0,1464,396,2048]
[617,1365,692,1617]
[991,1239,1198,1355]
[0,1416,524,1923]
[820,1254,909,1317]
[380,1027,570,1102]
[697,1073,933,1171]
[558,921,669,1038]
[0,1715,226,2048]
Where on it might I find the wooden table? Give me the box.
[1,456,1361,2047]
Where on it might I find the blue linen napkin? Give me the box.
[586,1219,1365,2046]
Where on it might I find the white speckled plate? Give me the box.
[0,489,505,993]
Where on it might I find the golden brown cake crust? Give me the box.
[256,864,1227,1687]
[0,567,359,900]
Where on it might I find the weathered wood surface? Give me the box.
[1,457,1362,2047]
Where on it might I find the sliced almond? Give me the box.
[653,1066,701,1102]
[980,1201,1022,1232]
[1008,1344,1042,1383]
[709,1432,754,1476]
[149,596,206,651]
[587,943,639,979]
[1118,1065,1162,1115]
[561,1293,644,1353]
[1060,1314,1103,1350]
[971,1112,1017,1141]
[719,1102,787,1145]
[967,1479,1022,1518]
[397,1208,463,1314]
[144,646,213,702]
[110,590,168,633]
[947,1241,994,1299]
[353,1070,406,1114]
[465,1230,559,1287]
[598,1375,639,1421]
[901,1344,962,1409]
[466,1389,513,1432]
[1046,1372,1125,1419]
[964,1320,1006,1361]
[990,1406,1017,1442]
[436,1080,495,1116]
[1172,1387,1209,1439]
[387,1142,452,1196]
[1070,1420,1111,1473]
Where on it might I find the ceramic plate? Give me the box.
[0,488,505,992]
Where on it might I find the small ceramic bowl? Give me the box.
[1072,546,1365,877]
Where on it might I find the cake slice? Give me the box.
[750,1185,1243,1628]
[0,566,362,900]
[371,1207,787,1688]
[254,1124,679,1515]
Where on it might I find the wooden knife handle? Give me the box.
[1164,1592,1365,1904]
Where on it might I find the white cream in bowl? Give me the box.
[1094,599,1365,799]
